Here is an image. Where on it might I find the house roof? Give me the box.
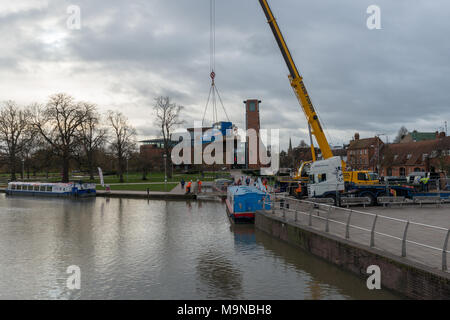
[410,131,437,142]
[381,136,450,167]
[348,137,382,150]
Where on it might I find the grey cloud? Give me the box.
[1,0,449,150]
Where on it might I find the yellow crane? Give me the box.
[258,0,378,189]
[258,0,333,161]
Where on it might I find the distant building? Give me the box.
[400,130,440,143]
[380,132,450,176]
[139,138,178,170]
[346,133,384,172]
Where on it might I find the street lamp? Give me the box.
[163,154,168,191]
[126,156,129,183]
[22,158,25,181]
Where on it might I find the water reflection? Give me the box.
[0,195,400,300]
[196,251,243,299]
[252,229,400,300]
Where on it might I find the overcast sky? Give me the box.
[1,0,449,150]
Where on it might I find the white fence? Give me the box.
[264,193,450,272]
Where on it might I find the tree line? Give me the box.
[0,93,184,183]
[0,93,138,183]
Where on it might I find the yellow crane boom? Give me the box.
[258,0,333,160]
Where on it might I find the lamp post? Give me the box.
[22,158,25,181]
[126,156,129,183]
[163,154,167,191]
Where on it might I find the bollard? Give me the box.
[345,210,352,239]
[401,221,410,257]
[442,229,450,272]
[147,188,150,200]
[370,215,378,247]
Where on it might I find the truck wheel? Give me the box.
[325,194,337,206]
[362,193,376,206]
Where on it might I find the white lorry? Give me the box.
[307,156,345,203]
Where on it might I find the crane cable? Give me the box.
[202,0,230,127]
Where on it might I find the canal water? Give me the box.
[0,195,400,299]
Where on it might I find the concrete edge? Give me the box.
[95,192,196,201]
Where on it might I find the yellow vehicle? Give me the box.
[259,0,378,187]
[343,171,379,185]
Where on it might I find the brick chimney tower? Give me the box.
[244,99,261,169]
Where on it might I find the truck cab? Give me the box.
[343,170,379,186]
[307,156,345,202]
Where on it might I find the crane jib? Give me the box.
[298,80,316,115]
[259,0,298,79]
[259,0,333,159]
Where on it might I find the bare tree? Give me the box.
[298,140,309,148]
[0,101,34,181]
[153,96,183,178]
[31,93,91,182]
[106,110,136,183]
[78,103,107,180]
[394,126,408,143]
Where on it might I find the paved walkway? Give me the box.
[269,200,450,273]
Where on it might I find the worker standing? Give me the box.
[186,180,192,193]
[181,178,185,190]
[198,179,202,193]
[420,176,430,192]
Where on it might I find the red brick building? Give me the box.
[346,133,384,172]
[380,133,450,177]
[139,139,176,170]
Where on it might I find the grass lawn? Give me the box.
[0,171,232,187]
[97,183,178,192]
[81,172,231,184]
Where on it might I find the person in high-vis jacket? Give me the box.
[420,177,430,192]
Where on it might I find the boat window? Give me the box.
[309,174,315,183]
[48,186,53,192]
[11,185,16,190]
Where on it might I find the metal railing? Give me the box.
[263,193,450,272]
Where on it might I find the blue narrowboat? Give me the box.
[225,186,271,224]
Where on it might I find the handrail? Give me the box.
[264,193,450,271]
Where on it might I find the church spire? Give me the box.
[288,136,293,155]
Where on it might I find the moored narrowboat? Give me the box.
[225,186,271,224]
[6,182,96,197]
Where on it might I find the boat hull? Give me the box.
[5,190,96,198]
[225,198,255,224]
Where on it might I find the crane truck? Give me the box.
[258,0,383,205]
